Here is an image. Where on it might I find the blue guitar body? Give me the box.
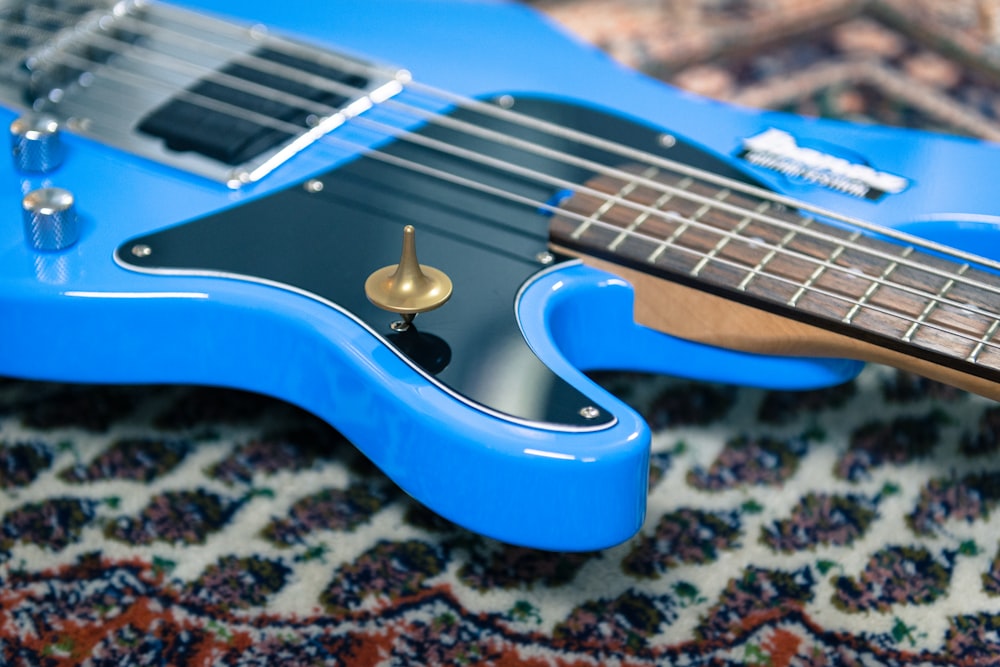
[3,0,1000,550]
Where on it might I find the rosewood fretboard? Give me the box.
[550,164,1000,395]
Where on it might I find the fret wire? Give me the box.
[400,83,1000,292]
[902,263,968,343]
[41,26,1000,341]
[392,86,1000,301]
[645,213,691,263]
[457,99,1000,301]
[618,171,1000,300]
[843,246,914,324]
[691,200,769,278]
[368,116,1000,340]
[788,231,862,307]
[355,90,996,324]
[646,189,731,264]
[331,132,1000,362]
[19,1,1000,304]
[608,175,690,252]
[738,217,812,291]
[360,87,1000,307]
[570,167,658,240]
[21,4,995,314]
[10,4,1000,361]
[13,3,995,316]
[969,319,1000,363]
[408,77,1000,277]
[364,112,995,348]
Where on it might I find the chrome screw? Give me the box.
[536,251,555,265]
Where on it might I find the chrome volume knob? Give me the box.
[22,187,79,251]
[10,115,65,173]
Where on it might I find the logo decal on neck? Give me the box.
[739,128,909,201]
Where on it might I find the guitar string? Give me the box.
[7,13,1000,360]
[14,5,1000,295]
[22,6,1000,276]
[109,3,1000,274]
[7,9,999,289]
[15,5,1000,279]
[15,29,997,338]
[339,140,1000,363]
[10,14,998,312]
[21,13,992,352]
[15,64,1000,360]
[7,10,1000,358]
[15,51,1000,360]
[23,43,1000,320]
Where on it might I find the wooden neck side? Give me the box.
[549,165,1000,400]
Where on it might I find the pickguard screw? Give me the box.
[131,244,152,258]
[497,95,515,109]
[226,169,252,190]
[67,117,92,132]
[659,134,676,148]
[304,179,324,193]
[579,406,600,419]
[536,251,555,265]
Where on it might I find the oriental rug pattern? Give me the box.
[3,367,1000,665]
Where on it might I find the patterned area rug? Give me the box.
[5,1,1000,665]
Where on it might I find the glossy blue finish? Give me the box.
[520,263,865,389]
[4,0,1000,549]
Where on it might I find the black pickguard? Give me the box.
[119,97,755,427]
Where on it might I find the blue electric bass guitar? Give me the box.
[3,0,1000,551]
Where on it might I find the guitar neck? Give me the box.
[549,164,1000,401]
